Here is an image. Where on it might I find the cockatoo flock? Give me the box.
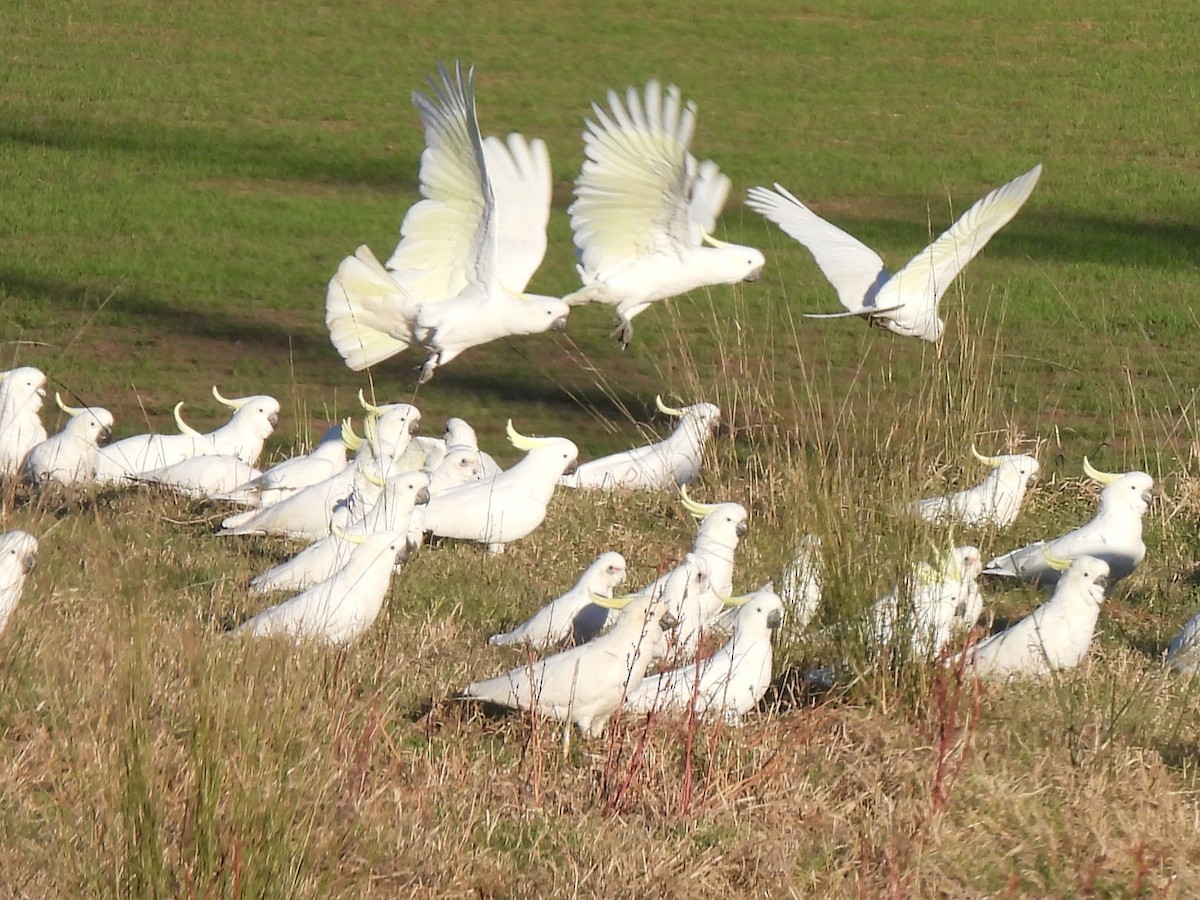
[0,59,1193,742]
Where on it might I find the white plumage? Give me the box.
[420,422,578,552]
[624,585,783,724]
[21,394,113,487]
[559,397,721,491]
[249,472,430,594]
[235,529,409,644]
[746,165,1042,341]
[567,80,765,346]
[488,552,628,648]
[966,555,1109,680]
[913,447,1040,529]
[1165,611,1200,673]
[0,367,48,475]
[780,535,824,631]
[984,460,1152,585]
[225,424,349,508]
[140,455,262,501]
[0,530,37,636]
[872,546,985,659]
[325,62,568,382]
[462,577,683,738]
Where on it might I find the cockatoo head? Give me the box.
[1053,554,1110,607]
[1084,459,1154,515]
[212,388,281,440]
[0,530,38,589]
[0,367,47,414]
[585,551,627,597]
[506,422,578,476]
[444,417,479,451]
[723,585,785,638]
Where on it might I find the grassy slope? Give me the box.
[1,0,1200,895]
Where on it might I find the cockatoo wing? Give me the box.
[570,80,697,274]
[688,158,731,244]
[325,245,420,371]
[746,183,889,312]
[481,133,551,292]
[385,61,496,300]
[875,165,1042,315]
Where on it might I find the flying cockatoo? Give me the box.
[912,446,1040,529]
[746,165,1042,341]
[567,80,765,347]
[21,393,113,486]
[559,397,721,490]
[248,471,430,594]
[487,551,628,648]
[461,578,681,739]
[0,367,48,475]
[0,530,37,636]
[235,529,409,645]
[419,421,578,553]
[965,553,1109,680]
[984,458,1152,585]
[624,585,783,724]
[325,61,569,382]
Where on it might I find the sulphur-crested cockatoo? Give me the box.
[567,80,765,346]
[0,530,37,635]
[235,529,409,644]
[249,472,430,594]
[21,393,113,486]
[780,534,824,632]
[559,397,721,490]
[488,552,628,648]
[913,446,1040,529]
[872,545,985,659]
[984,458,1152,585]
[462,581,680,739]
[746,165,1042,341]
[223,424,349,508]
[326,61,568,383]
[0,367,48,475]
[420,421,578,553]
[966,553,1109,680]
[624,585,783,724]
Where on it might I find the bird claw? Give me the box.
[418,355,439,384]
[611,320,634,349]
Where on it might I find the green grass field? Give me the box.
[2,1,1200,895]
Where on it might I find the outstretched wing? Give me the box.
[482,133,552,292]
[688,158,731,244]
[325,245,420,371]
[878,164,1042,315]
[570,80,698,274]
[385,61,496,300]
[746,183,889,313]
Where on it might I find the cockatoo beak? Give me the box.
[1095,574,1109,589]
[268,412,279,427]
[415,487,431,504]
[735,521,749,537]
[22,553,36,574]
[562,460,578,477]
[766,609,783,630]
[659,611,680,630]
[743,265,764,283]
[550,316,568,332]
[98,427,113,447]
[409,420,420,435]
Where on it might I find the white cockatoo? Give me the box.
[325,61,568,383]
[420,421,578,553]
[394,415,497,476]
[966,554,1109,680]
[566,80,765,346]
[96,387,280,481]
[427,446,482,495]
[984,459,1152,585]
[219,406,420,539]
[912,446,1040,529]
[0,530,37,635]
[462,585,679,739]
[223,424,349,508]
[872,545,985,659]
[746,165,1042,341]
[0,367,48,475]
[624,585,783,724]
[559,397,721,491]
[780,534,824,632]
[488,552,629,649]
[21,393,113,486]
[235,529,409,644]
[1164,611,1200,674]
[249,471,430,594]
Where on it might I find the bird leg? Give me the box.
[611,318,634,349]
[418,352,441,385]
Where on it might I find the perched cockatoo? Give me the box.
[965,553,1109,680]
[487,552,628,648]
[0,367,48,475]
[567,80,765,346]
[419,421,578,553]
[21,393,113,486]
[559,397,721,490]
[95,387,279,481]
[872,545,985,659]
[248,471,430,594]
[780,534,824,632]
[235,529,409,644]
[394,416,499,478]
[746,165,1042,341]
[325,61,568,382]
[223,424,349,508]
[462,579,681,738]
[0,530,37,635]
[984,458,1152,585]
[912,446,1040,529]
[624,585,784,724]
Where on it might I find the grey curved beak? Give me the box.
[1095,574,1109,589]
[22,554,36,574]
[767,609,783,630]
[551,316,568,332]
[97,428,113,447]
[743,266,764,283]
[659,611,680,631]
[1141,490,1153,504]
[562,460,579,476]
[415,487,431,504]
[409,421,420,435]
[268,412,280,427]
[735,521,749,537]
